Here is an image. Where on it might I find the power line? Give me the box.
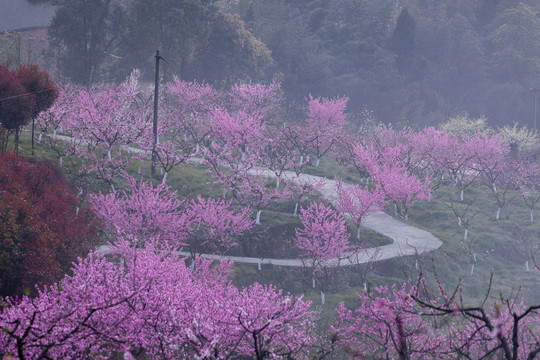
[0,88,56,102]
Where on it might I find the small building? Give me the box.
[0,0,57,72]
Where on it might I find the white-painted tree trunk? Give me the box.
[190,261,195,271]
[415,259,418,270]
[184,133,188,141]
[275,177,280,189]
[222,190,227,199]
[160,167,163,175]
[59,157,63,166]
[53,129,57,139]
[473,253,477,262]
[316,157,321,167]
[405,212,408,221]
[321,291,325,305]
[258,259,262,271]
[526,261,530,271]
[76,207,79,216]
[38,133,42,143]
[493,184,497,194]
[458,217,462,226]
[161,173,167,184]
[530,209,534,223]
[363,282,367,292]
[496,207,501,220]
[460,189,464,201]
[255,210,262,225]
[470,263,474,275]
[356,227,361,240]
[293,202,299,217]
[111,184,115,193]
[108,150,111,160]
[312,276,316,289]
[464,229,468,241]
[394,203,398,216]
[195,143,199,153]
[441,174,444,181]
[299,155,303,166]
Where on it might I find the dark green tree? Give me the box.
[120,0,210,80]
[391,8,416,72]
[195,11,273,87]
[48,0,125,85]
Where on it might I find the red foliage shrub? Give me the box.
[0,153,102,296]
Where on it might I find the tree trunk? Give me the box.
[255,210,262,225]
[14,127,19,154]
[31,118,35,155]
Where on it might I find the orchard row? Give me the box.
[1,72,539,359]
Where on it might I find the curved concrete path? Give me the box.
[48,133,442,267]
[174,171,441,267]
[99,170,442,267]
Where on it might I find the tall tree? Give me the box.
[195,11,273,87]
[48,0,124,85]
[120,0,209,80]
[391,7,416,71]
[16,64,59,155]
[0,64,32,153]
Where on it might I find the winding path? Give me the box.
[50,133,442,267]
[177,172,441,267]
[98,169,442,267]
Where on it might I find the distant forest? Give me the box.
[225,0,540,128]
[36,0,540,127]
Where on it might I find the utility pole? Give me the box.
[531,88,539,132]
[152,50,163,176]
